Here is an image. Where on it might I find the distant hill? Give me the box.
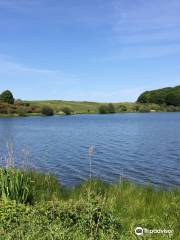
[137,86,180,106]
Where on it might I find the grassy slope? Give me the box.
[1,99,180,117]
[26,100,157,114]
[0,168,179,240]
[26,100,103,114]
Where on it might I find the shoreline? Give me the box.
[1,110,180,118]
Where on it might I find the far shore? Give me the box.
[1,99,180,118]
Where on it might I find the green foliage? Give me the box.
[118,104,127,112]
[0,168,31,204]
[17,107,27,117]
[61,107,73,115]
[139,105,151,112]
[24,170,61,203]
[1,86,180,117]
[0,168,61,204]
[98,104,116,114]
[0,176,179,239]
[137,92,149,103]
[41,106,54,116]
[166,92,180,106]
[0,90,15,104]
[108,103,115,113]
[98,105,109,114]
[137,86,180,106]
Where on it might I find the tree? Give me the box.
[98,105,109,114]
[61,107,73,115]
[41,106,54,116]
[137,86,180,106]
[108,103,116,113]
[0,90,14,104]
[166,93,180,106]
[118,104,127,112]
[137,92,148,103]
[139,105,150,112]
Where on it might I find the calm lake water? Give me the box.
[0,113,180,187]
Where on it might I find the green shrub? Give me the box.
[17,107,27,117]
[0,103,8,114]
[98,103,116,114]
[139,105,151,112]
[166,105,177,112]
[61,107,73,115]
[108,103,116,113]
[41,106,54,116]
[98,105,109,114]
[0,177,179,239]
[118,104,127,112]
[98,104,116,114]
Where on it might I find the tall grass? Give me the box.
[0,168,31,203]
[0,168,61,204]
[0,144,61,204]
[0,145,179,239]
[0,177,179,239]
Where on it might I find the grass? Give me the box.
[25,100,169,114]
[0,167,179,239]
[1,98,180,117]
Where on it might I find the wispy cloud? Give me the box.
[108,44,180,60]
[110,0,180,59]
[0,54,78,84]
[0,55,81,100]
[0,0,115,27]
[0,58,62,80]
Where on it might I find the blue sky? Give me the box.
[0,0,180,102]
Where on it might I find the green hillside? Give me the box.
[137,85,180,106]
[1,87,180,117]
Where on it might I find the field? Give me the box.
[1,96,180,117]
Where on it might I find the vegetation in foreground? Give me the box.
[0,167,179,240]
[1,87,180,117]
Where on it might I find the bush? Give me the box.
[166,105,178,112]
[0,103,8,114]
[98,105,109,114]
[98,104,116,114]
[17,107,27,117]
[61,107,73,115]
[139,105,150,112]
[118,104,127,112]
[41,106,54,116]
[0,176,179,239]
[108,103,116,113]
[0,90,14,104]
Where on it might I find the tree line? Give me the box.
[137,85,180,106]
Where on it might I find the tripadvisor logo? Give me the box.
[134,226,174,236]
[135,227,144,236]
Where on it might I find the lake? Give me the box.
[0,113,180,187]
